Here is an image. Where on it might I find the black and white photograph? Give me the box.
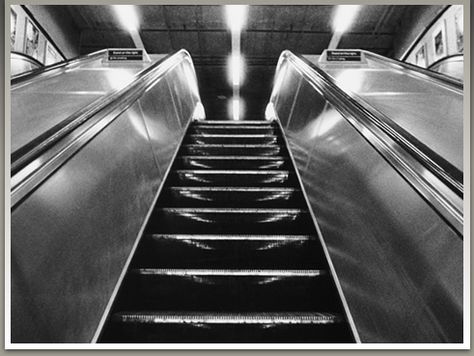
[7,2,467,349]
[454,8,463,52]
[10,9,17,48]
[432,22,447,60]
[415,44,427,67]
[24,17,40,60]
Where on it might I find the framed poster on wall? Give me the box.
[415,44,427,67]
[432,22,447,60]
[11,9,17,49]
[454,8,463,52]
[24,18,39,60]
[45,42,62,65]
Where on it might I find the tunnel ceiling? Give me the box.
[62,5,409,118]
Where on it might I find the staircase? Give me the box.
[98,119,356,343]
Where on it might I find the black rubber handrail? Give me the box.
[428,53,464,70]
[363,50,463,91]
[11,51,44,68]
[11,49,106,87]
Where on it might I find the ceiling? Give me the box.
[60,5,410,119]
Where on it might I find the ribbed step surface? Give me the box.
[175,156,290,170]
[98,119,356,343]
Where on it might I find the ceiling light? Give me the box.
[113,5,139,32]
[228,53,244,87]
[332,5,360,33]
[232,97,241,120]
[225,5,248,33]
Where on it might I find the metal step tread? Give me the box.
[182,144,281,148]
[160,208,307,213]
[146,233,313,241]
[167,186,298,192]
[193,120,273,125]
[178,155,288,160]
[173,169,291,174]
[130,268,326,277]
[188,134,278,138]
[112,311,343,325]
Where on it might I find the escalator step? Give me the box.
[148,207,314,234]
[159,186,303,207]
[101,312,353,343]
[174,156,290,170]
[190,126,276,135]
[168,170,296,186]
[113,268,341,312]
[185,134,281,145]
[180,144,285,156]
[113,311,342,325]
[131,268,325,277]
[131,233,327,269]
[193,120,273,125]
[144,233,313,241]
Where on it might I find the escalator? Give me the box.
[10,48,462,344]
[98,119,356,343]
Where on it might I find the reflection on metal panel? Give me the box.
[270,51,462,342]
[11,50,201,342]
[11,52,153,153]
[316,51,463,171]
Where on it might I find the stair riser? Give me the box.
[167,172,297,187]
[115,274,340,312]
[180,145,285,156]
[174,157,290,170]
[131,238,327,269]
[185,137,281,145]
[190,127,276,135]
[101,323,354,343]
[147,210,314,234]
[158,189,304,207]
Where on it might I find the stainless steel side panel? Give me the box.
[274,68,462,342]
[11,55,200,342]
[11,55,152,153]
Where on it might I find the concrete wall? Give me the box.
[25,5,81,59]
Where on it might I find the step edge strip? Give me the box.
[131,268,326,277]
[113,312,342,324]
[146,233,312,241]
[159,208,307,213]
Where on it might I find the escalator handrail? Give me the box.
[11,49,198,208]
[362,50,463,92]
[11,49,107,88]
[428,53,464,70]
[11,51,45,68]
[272,50,463,235]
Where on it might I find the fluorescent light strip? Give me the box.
[225,5,248,33]
[332,5,360,33]
[233,97,240,121]
[229,53,243,86]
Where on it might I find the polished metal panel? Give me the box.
[317,51,463,172]
[11,50,202,342]
[11,50,153,153]
[276,51,462,235]
[10,52,43,76]
[268,51,463,342]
